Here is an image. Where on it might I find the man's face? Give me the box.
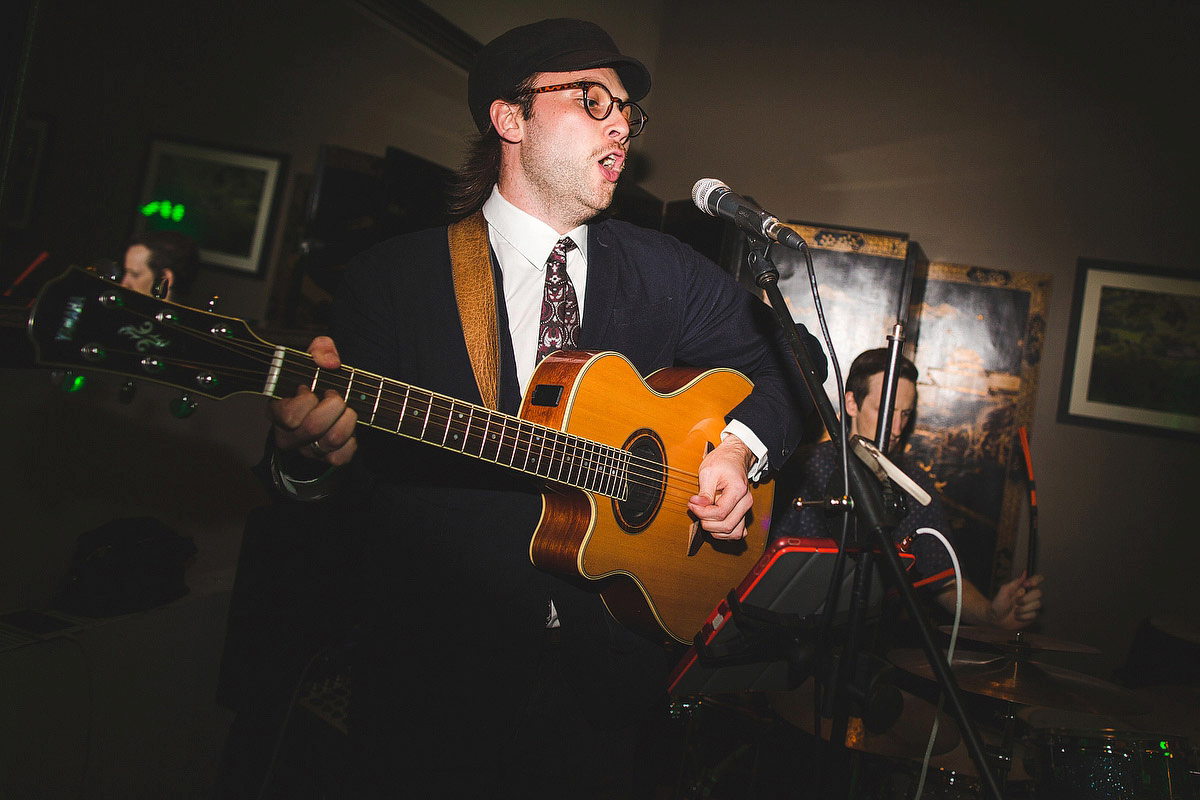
[121,245,156,296]
[505,67,632,231]
[846,373,917,451]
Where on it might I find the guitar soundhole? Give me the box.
[614,429,665,533]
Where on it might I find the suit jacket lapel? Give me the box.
[490,245,524,414]
[579,224,618,348]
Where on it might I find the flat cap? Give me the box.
[468,18,651,134]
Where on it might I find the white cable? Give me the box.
[911,526,962,800]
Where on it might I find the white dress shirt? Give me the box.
[480,185,769,478]
[481,186,589,394]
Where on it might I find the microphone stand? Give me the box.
[743,240,1004,800]
[835,246,914,758]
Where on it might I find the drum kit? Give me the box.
[673,626,1200,799]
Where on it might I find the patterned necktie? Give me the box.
[536,236,579,363]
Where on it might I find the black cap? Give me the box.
[468,18,651,134]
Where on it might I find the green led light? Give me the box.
[170,394,198,419]
[1160,740,1169,750]
[61,371,87,393]
[139,200,186,221]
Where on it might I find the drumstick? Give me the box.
[2,250,48,296]
[1018,426,1038,575]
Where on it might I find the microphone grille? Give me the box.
[691,178,728,216]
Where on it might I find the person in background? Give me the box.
[775,348,1043,629]
[120,229,199,302]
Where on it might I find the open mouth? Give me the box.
[599,153,624,173]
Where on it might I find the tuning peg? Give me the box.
[120,380,137,403]
[88,259,122,282]
[169,393,197,419]
[52,370,88,393]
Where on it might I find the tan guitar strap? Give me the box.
[448,210,501,410]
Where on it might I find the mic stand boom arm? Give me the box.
[744,242,1004,800]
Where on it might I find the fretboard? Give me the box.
[275,349,631,499]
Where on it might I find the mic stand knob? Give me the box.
[792,495,853,512]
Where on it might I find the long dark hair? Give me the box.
[447,76,537,218]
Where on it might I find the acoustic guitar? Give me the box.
[27,267,773,643]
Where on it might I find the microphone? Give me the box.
[692,178,806,251]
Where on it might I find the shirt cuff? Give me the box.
[722,420,769,481]
[268,448,339,502]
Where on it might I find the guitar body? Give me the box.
[520,351,772,643]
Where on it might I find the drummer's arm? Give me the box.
[935,572,1044,630]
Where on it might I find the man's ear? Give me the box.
[490,99,523,144]
[159,268,175,298]
[844,391,859,419]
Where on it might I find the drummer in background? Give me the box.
[775,348,1044,630]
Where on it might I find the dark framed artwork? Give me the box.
[906,262,1051,594]
[763,221,912,409]
[134,138,287,277]
[264,144,455,333]
[1058,258,1200,440]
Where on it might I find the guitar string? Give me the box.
[100,305,716,509]
[287,351,703,506]
[267,343,698,507]
[96,340,709,519]
[90,292,763,521]
[283,347,703,511]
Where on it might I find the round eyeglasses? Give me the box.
[521,81,648,137]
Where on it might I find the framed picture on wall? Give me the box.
[134,138,288,277]
[1058,258,1200,440]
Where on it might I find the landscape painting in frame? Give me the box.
[1059,258,1200,440]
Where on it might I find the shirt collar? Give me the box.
[481,185,589,270]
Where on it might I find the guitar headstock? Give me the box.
[27,266,273,400]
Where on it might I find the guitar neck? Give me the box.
[275,349,630,498]
[26,266,631,501]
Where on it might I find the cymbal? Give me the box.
[939,626,1101,654]
[889,649,1148,716]
[767,678,961,759]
